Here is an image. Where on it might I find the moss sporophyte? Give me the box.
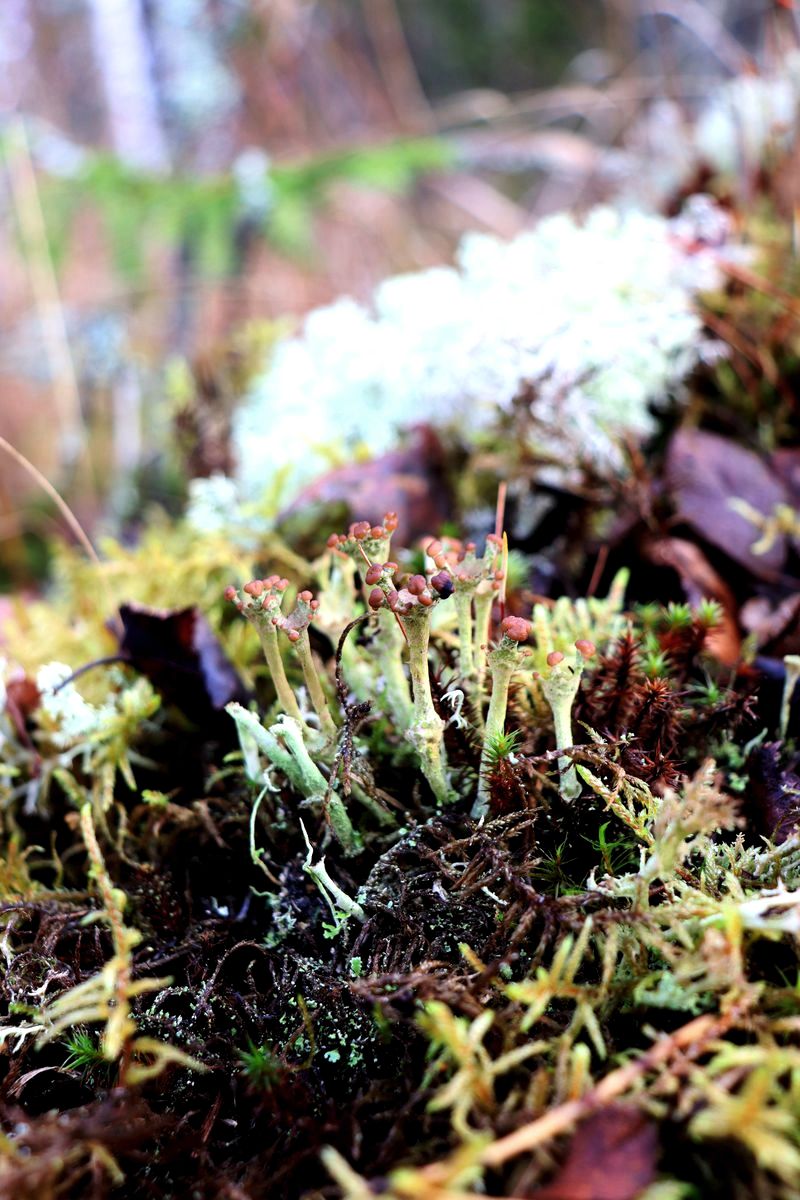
[225,512,599,818]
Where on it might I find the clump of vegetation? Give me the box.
[9,54,800,1194]
[4,461,800,1200]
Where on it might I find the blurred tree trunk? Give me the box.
[87,0,169,170]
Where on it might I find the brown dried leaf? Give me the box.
[118,603,247,716]
[5,675,41,745]
[532,1106,658,1200]
[283,424,451,545]
[665,429,787,579]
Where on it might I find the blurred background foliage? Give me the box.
[0,0,789,586]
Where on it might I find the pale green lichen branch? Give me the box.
[425,535,503,684]
[541,641,596,803]
[403,608,451,805]
[225,576,305,725]
[328,512,415,730]
[300,820,365,938]
[227,704,357,853]
[274,589,338,738]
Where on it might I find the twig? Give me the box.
[478,1009,730,1168]
[0,435,101,570]
[359,0,433,131]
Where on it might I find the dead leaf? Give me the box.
[283,424,452,546]
[117,603,247,716]
[5,675,41,745]
[665,429,787,579]
[532,1106,658,1200]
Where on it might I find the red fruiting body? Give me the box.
[430,571,454,598]
[546,650,565,667]
[384,512,398,532]
[575,639,596,657]
[310,600,320,612]
[386,590,400,611]
[418,591,433,607]
[351,521,371,540]
[370,526,384,539]
[368,588,385,610]
[500,616,531,643]
[365,564,383,586]
[298,590,313,602]
[326,533,340,548]
[243,580,264,597]
[224,586,237,602]
[407,574,427,596]
[287,629,300,642]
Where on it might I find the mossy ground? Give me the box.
[4,216,800,1200]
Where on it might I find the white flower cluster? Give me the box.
[189,195,734,528]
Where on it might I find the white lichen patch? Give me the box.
[188,195,738,527]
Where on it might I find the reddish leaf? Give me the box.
[532,1107,658,1200]
[5,676,41,720]
[5,675,41,746]
[117,603,247,716]
[283,424,452,545]
[665,429,787,579]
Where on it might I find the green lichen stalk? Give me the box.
[353,544,456,803]
[454,588,475,678]
[427,536,503,683]
[403,607,450,805]
[473,587,495,692]
[225,576,305,726]
[328,513,414,730]
[373,610,415,731]
[227,704,358,853]
[474,616,531,818]
[274,589,338,738]
[540,640,595,803]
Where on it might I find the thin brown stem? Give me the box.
[479,1010,729,1168]
[0,434,100,569]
